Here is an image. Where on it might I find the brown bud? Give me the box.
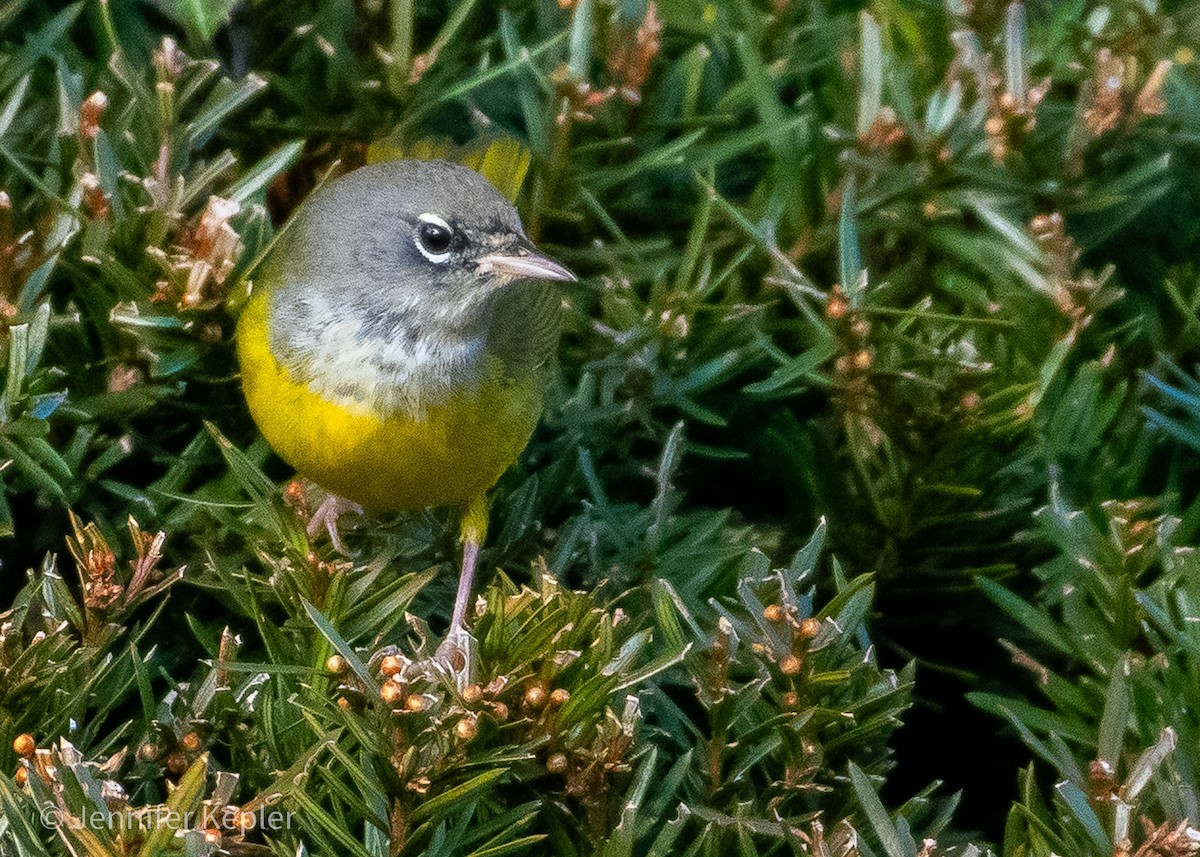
[546,753,568,774]
[446,646,467,674]
[200,323,223,344]
[826,295,849,320]
[181,732,202,753]
[380,682,403,706]
[14,766,27,786]
[166,752,189,775]
[326,654,348,674]
[80,90,108,138]
[12,734,34,758]
[985,116,1005,136]
[138,742,162,762]
[1089,758,1116,796]
[762,604,785,623]
[782,691,800,708]
[454,717,478,742]
[282,480,306,506]
[462,684,483,704]
[80,173,109,218]
[336,697,351,710]
[524,684,547,710]
[998,92,1017,111]
[961,392,982,411]
[549,688,571,707]
[780,654,803,675]
[851,350,873,371]
[380,654,403,677]
[490,702,509,721]
[404,694,426,713]
[797,618,821,641]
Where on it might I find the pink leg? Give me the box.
[306,494,364,555]
[449,539,479,636]
[436,495,489,681]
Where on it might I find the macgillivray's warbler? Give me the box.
[236,158,575,674]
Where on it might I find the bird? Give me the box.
[235,158,575,672]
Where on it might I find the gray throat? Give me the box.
[264,279,560,420]
[266,285,491,419]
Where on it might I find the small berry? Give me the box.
[381,682,403,706]
[326,654,348,674]
[380,654,404,677]
[782,691,800,707]
[762,604,785,623]
[404,694,426,713]
[14,766,28,786]
[797,618,821,641]
[181,733,202,752]
[524,685,547,710]
[462,684,483,704]
[780,654,803,675]
[166,752,188,775]
[549,688,570,707]
[12,734,34,758]
[454,717,478,741]
[546,753,568,774]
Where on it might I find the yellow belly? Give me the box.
[236,291,543,512]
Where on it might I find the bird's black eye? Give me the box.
[415,213,454,263]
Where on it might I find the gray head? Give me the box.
[272,159,573,332]
[259,159,570,413]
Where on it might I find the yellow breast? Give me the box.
[236,290,545,512]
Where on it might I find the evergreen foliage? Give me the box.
[0,0,1199,854]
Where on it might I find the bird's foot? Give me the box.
[305,494,365,556]
[433,625,476,691]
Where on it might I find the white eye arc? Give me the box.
[415,212,454,263]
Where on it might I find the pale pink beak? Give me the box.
[478,247,576,282]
